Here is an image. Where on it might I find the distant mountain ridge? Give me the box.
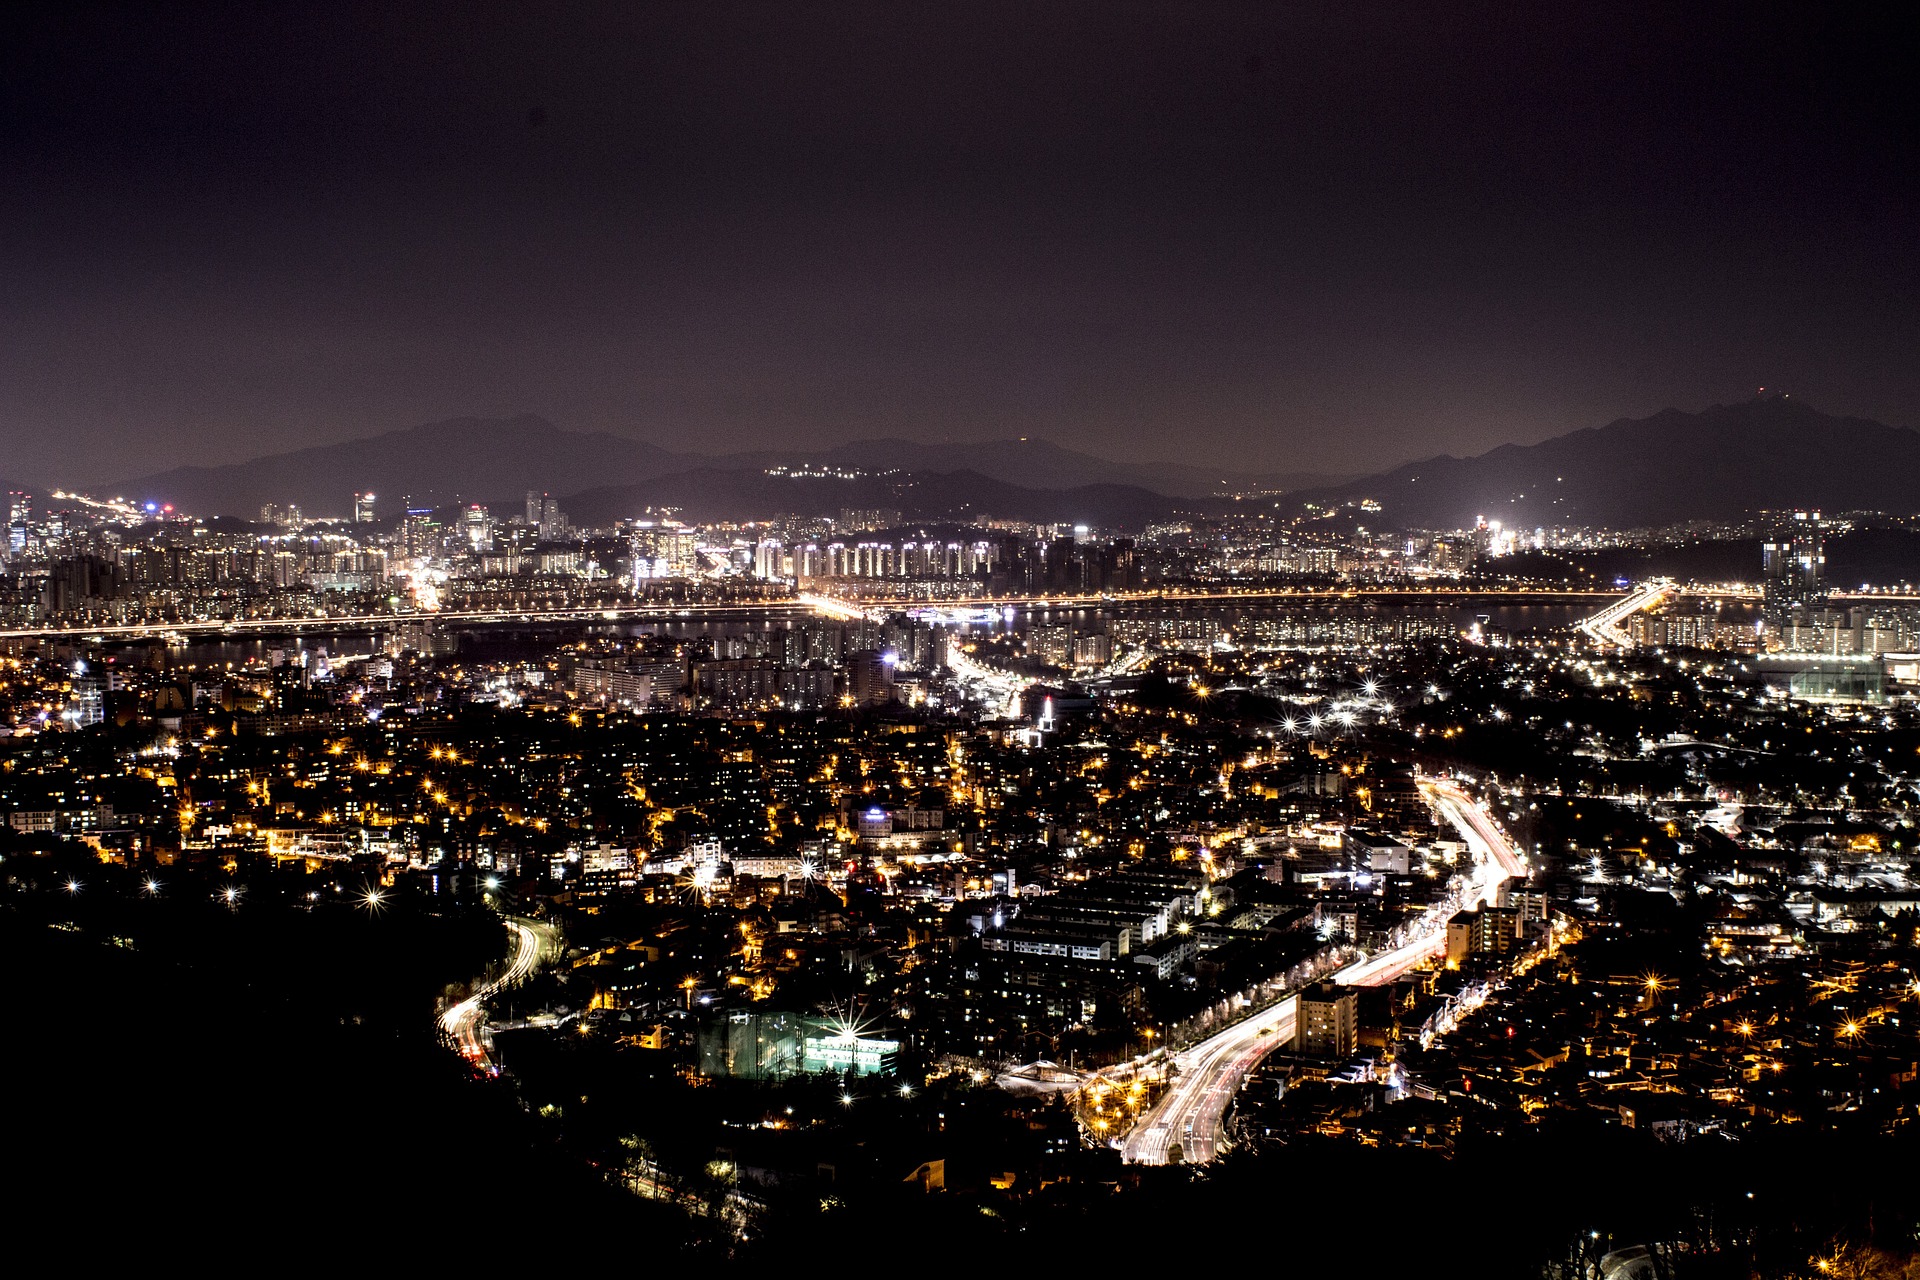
[109,416,682,517]
[97,398,1920,529]
[559,468,1187,529]
[104,416,1346,517]
[1297,397,1920,530]
[741,437,1344,499]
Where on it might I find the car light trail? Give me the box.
[439,918,548,1074]
[1120,777,1524,1165]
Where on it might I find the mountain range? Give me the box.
[1292,397,1920,530]
[76,396,1920,531]
[559,469,1189,529]
[102,418,1342,519]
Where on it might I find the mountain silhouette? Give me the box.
[107,416,1338,517]
[559,468,1188,529]
[1301,397,1920,529]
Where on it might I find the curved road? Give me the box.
[1121,778,1524,1165]
[440,917,552,1074]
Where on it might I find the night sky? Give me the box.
[2,1,1914,486]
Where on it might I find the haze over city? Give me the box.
[5,4,1919,1275]
[3,1,1916,484]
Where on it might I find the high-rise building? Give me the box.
[69,670,106,727]
[398,498,439,557]
[1447,906,1520,964]
[1762,511,1826,633]
[753,538,787,581]
[1295,982,1357,1058]
[526,490,544,525]
[461,504,492,551]
[5,491,27,556]
[1028,623,1073,667]
[538,498,565,542]
[354,492,377,523]
[846,650,895,706]
[838,507,901,533]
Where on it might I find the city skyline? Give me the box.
[6,4,1919,1272]
[9,395,1916,539]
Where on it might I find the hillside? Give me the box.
[106,416,1328,518]
[1302,398,1920,530]
[560,468,1190,530]
[107,416,704,518]
[767,437,1346,499]
[1481,527,1920,593]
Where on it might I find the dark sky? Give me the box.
[2,1,1915,486]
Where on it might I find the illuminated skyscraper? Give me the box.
[5,490,27,556]
[354,492,377,523]
[753,538,788,580]
[1762,510,1826,632]
[461,503,492,550]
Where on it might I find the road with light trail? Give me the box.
[1120,778,1525,1165]
[1576,578,1672,649]
[440,917,551,1073]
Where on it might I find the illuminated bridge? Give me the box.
[0,601,820,643]
[822,586,1618,611]
[1,580,1807,645]
[1577,578,1672,648]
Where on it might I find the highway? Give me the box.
[946,635,1034,717]
[1123,997,1299,1165]
[1576,578,1671,648]
[1422,778,1529,886]
[824,585,1622,612]
[439,917,552,1074]
[1120,778,1524,1165]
